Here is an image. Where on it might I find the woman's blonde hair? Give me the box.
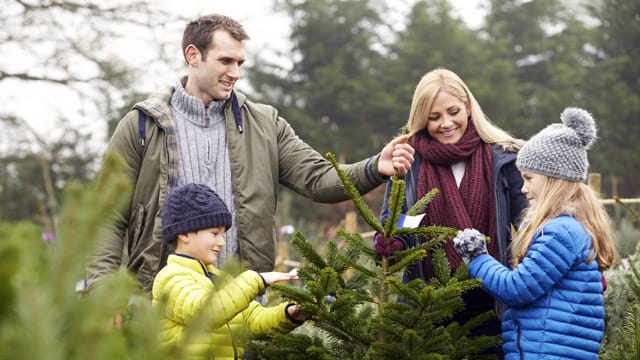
[511,176,616,271]
[406,68,523,151]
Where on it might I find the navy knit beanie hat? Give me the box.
[161,183,232,242]
[516,107,597,182]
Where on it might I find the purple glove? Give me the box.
[374,234,405,257]
[452,228,488,265]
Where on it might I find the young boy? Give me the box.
[152,183,304,359]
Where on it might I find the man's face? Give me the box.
[186,29,246,104]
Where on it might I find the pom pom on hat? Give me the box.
[561,107,596,148]
[161,183,232,242]
[516,107,597,182]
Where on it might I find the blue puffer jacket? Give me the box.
[469,215,605,359]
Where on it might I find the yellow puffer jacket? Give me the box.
[152,254,300,359]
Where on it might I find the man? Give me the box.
[87,14,414,293]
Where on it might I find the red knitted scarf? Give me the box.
[413,122,497,278]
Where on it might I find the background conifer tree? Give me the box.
[601,198,640,360]
[0,153,169,360]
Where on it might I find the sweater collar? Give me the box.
[171,79,227,127]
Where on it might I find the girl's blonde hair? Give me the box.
[406,68,524,151]
[511,176,616,271]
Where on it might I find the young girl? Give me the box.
[454,107,616,359]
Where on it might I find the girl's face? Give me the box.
[520,171,547,208]
[176,226,226,265]
[426,90,469,144]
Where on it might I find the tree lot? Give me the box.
[1,0,638,267]
[0,1,639,357]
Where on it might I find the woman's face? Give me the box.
[426,90,469,144]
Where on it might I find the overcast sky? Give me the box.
[4,0,486,152]
[164,0,486,62]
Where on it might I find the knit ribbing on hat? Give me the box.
[161,183,232,242]
[516,107,597,182]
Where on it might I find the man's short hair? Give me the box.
[181,14,250,63]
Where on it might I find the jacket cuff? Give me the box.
[365,155,390,186]
[284,303,304,325]
[253,271,267,295]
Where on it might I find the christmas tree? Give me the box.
[249,153,500,359]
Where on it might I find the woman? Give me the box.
[375,68,527,354]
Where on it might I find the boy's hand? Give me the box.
[259,271,299,285]
[286,304,307,322]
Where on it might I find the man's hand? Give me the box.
[378,135,415,176]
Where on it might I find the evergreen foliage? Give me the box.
[0,153,167,360]
[601,199,640,359]
[248,153,499,359]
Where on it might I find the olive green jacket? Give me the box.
[87,85,387,292]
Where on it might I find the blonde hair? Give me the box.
[511,176,616,271]
[406,68,523,151]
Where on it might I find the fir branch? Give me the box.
[337,229,379,264]
[313,319,371,348]
[615,196,640,226]
[388,248,427,275]
[317,267,341,299]
[385,278,422,305]
[291,232,328,269]
[271,283,316,304]
[325,241,342,272]
[396,225,457,240]
[344,272,371,294]
[325,152,383,234]
[407,188,439,216]
[626,259,640,301]
[383,176,406,237]
[431,248,452,285]
[335,252,378,278]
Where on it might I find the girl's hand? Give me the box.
[452,228,488,264]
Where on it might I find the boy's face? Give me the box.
[176,226,226,266]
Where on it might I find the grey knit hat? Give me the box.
[161,183,232,242]
[516,107,597,182]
